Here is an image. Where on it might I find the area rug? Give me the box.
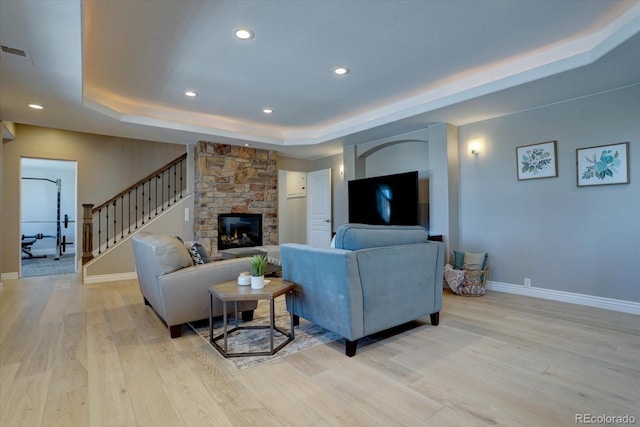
[188,298,342,370]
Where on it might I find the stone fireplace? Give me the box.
[194,142,278,254]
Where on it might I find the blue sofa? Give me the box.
[281,223,444,356]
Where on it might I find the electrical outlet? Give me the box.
[524,278,531,287]
[184,207,189,222]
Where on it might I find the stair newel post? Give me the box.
[82,204,94,265]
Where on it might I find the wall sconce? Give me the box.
[339,165,344,176]
[468,139,483,155]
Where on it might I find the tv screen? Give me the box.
[348,171,419,226]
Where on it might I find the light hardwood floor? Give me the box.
[1,274,638,426]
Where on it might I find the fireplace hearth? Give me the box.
[218,213,263,250]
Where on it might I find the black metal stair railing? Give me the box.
[82,153,187,264]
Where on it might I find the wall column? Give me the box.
[428,122,459,262]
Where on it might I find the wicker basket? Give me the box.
[456,267,489,296]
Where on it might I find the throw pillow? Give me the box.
[453,250,465,270]
[443,264,465,293]
[183,241,213,265]
[151,235,193,274]
[463,252,487,271]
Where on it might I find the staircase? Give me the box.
[81,153,188,266]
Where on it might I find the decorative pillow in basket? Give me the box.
[444,251,489,296]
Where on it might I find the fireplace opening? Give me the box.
[217,213,263,250]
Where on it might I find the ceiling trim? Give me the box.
[79,3,640,147]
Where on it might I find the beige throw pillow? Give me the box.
[463,252,486,271]
[152,235,193,274]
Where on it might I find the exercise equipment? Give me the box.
[21,233,54,258]
[21,177,75,260]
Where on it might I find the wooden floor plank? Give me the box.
[86,301,137,427]
[0,275,638,427]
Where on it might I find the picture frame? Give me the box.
[516,140,558,180]
[576,141,629,187]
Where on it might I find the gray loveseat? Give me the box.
[281,223,444,356]
[132,232,258,338]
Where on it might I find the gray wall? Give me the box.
[365,140,428,177]
[458,84,640,302]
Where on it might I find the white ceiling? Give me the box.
[1,0,639,160]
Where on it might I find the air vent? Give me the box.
[1,45,27,57]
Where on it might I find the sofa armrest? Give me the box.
[355,241,444,335]
[157,258,256,325]
[281,244,364,340]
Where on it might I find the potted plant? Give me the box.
[250,254,268,289]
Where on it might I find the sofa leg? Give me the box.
[143,297,150,306]
[345,339,358,357]
[292,314,300,326]
[430,312,440,326]
[242,310,254,322]
[169,324,182,338]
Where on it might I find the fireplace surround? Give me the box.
[218,213,263,250]
[194,142,278,254]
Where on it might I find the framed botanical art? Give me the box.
[576,142,629,187]
[516,140,558,180]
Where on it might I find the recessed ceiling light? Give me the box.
[244,143,252,147]
[263,108,273,114]
[333,67,350,75]
[235,28,254,40]
[184,91,198,97]
[28,103,44,110]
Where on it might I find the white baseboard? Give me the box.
[1,272,19,280]
[487,281,640,315]
[83,272,138,285]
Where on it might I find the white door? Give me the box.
[306,168,332,247]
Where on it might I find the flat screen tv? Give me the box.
[348,171,419,226]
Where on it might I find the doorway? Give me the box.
[20,158,78,277]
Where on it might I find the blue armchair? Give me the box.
[281,223,444,356]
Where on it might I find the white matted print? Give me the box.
[516,140,558,180]
[576,142,629,187]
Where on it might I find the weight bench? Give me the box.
[21,234,53,259]
[21,239,42,258]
